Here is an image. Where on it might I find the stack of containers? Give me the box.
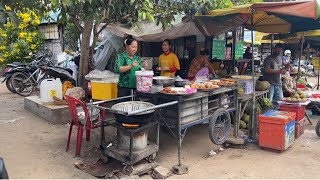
[258,110,296,151]
[279,104,306,138]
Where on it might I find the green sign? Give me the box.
[212,39,226,59]
[235,41,244,59]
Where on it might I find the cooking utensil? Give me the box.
[153,76,175,87]
[175,79,190,87]
[111,101,155,124]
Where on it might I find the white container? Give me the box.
[136,70,154,93]
[40,78,63,103]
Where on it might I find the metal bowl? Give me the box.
[77,107,100,123]
[111,101,155,115]
[153,76,175,87]
[111,101,155,124]
[175,79,190,87]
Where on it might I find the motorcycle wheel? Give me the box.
[6,76,16,93]
[316,120,320,137]
[10,72,34,97]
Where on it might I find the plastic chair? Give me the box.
[65,95,100,156]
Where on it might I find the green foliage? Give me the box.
[0,9,45,66]
[64,22,81,51]
[197,0,263,15]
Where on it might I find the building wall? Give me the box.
[39,23,64,64]
[43,40,63,64]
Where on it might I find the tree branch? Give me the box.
[65,5,84,33]
[97,23,108,34]
[70,15,84,33]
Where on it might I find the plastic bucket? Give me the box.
[136,71,154,93]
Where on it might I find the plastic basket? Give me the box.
[279,104,305,122]
[238,80,253,94]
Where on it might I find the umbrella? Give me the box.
[262,30,320,45]
[196,0,320,33]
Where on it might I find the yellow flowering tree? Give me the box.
[0,9,44,66]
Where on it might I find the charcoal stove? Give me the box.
[89,96,178,175]
[100,120,159,175]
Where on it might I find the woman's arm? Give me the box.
[115,54,134,73]
[119,65,134,73]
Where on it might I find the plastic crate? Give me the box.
[279,104,305,122]
[258,110,296,151]
[239,80,253,94]
[295,118,305,139]
[91,81,118,100]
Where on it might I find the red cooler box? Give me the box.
[279,104,305,122]
[258,110,296,151]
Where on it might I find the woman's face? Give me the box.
[162,41,171,52]
[126,41,138,56]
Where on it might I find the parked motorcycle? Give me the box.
[10,63,75,97]
[1,62,26,93]
[1,55,53,94]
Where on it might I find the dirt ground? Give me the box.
[1,80,320,179]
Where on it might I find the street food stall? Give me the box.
[58,1,320,177]
[88,75,239,175]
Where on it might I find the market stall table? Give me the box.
[236,90,269,138]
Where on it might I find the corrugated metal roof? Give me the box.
[40,10,60,24]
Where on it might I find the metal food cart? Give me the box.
[89,86,237,175]
[136,86,237,174]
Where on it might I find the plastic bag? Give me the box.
[65,87,85,100]
[85,69,119,82]
[62,81,74,98]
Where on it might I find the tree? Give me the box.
[48,0,196,88]
[1,0,259,88]
[0,8,44,66]
[64,22,81,51]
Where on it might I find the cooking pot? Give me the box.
[153,76,175,87]
[175,79,190,87]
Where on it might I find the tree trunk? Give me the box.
[78,20,93,89]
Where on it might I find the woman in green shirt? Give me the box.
[115,38,147,97]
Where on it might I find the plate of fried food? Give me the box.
[217,78,238,87]
[160,86,197,95]
[190,82,220,91]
